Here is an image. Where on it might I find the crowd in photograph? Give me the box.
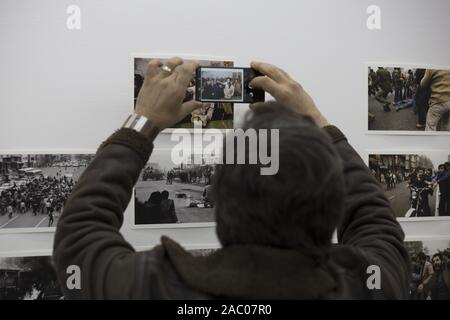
[371,162,450,216]
[0,173,75,227]
[200,76,242,100]
[368,67,450,131]
[410,250,450,300]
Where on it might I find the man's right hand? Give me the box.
[249,62,329,127]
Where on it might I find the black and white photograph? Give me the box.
[198,68,243,102]
[0,255,63,300]
[405,238,450,300]
[134,141,218,227]
[0,154,94,231]
[368,65,450,132]
[134,57,235,129]
[369,152,450,219]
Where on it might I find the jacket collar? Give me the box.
[161,236,337,299]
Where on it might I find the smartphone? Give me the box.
[195,67,265,103]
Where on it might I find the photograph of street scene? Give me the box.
[406,239,450,300]
[0,256,63,300]
[198,68,243,102]
[134,146,217,226]
[0,154,94,230]
[369,152,450,218]
[135,57,235,129]
[368,65,450,132]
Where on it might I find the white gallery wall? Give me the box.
[0,0,449,256]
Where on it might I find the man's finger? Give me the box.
[173,61,199,86]
[249,76,281,97]
[179,100,202,117]
[251,61,288,83]
[145,59,162,79]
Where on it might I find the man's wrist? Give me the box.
[122,113,160,142]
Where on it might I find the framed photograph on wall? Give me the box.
[367,63,450,135]
[0,254,63,300]
[368,151,450,221]
[405,237,450,300]
[132,135,220,229]
[133,54,236,132]
[0,152,95,233]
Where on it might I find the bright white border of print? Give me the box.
[130,147,217,230]
[131,53,237,133]
[404,235,450,242]
[366,62,450,136]
[0,149,95,234]
[366,149,450,222]
[0,249,52,258]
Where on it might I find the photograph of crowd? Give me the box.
[0,255,63,300]
[134,57,235,129]
[0,154,94,230]
[369,152,450,218]
[134,144,217,226]
[198,68,243,102]
[406,239,450,300]
[368,65,450,132]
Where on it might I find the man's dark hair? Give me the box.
[432,253,443,261]
[148,191,162,205]
[161,190,169,200]
[213,102,345,258]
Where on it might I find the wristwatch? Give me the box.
[122,113,160,141]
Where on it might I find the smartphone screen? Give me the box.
[195,67,265,104]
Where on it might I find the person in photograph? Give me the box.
[142,191,166,224]
[436,163,450,216]
[190,103,214,127]
[414,69,432,129]
[202,182,214,208]
[54,58,410,299]
[420,69,450,131]
[392,68,404,105]
[368,67,377,96]
[410,170,432,216]
[413,252,434,300]
[374,67,393,112]
[213,78,224,99]
[223,78,235,99]
[48,209,54,227]
[406,69,415,99]
[426,253,450,300]
[160,190,178,223]
[202,78,214,99]
[233,78,242,98]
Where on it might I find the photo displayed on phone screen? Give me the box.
[196,67,265,104]
[198,68,244,102]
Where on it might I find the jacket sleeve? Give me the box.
[53,128,154,299]
[323,126,411,298]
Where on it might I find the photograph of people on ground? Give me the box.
[134,144,217,226]
[368,66,450,132]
